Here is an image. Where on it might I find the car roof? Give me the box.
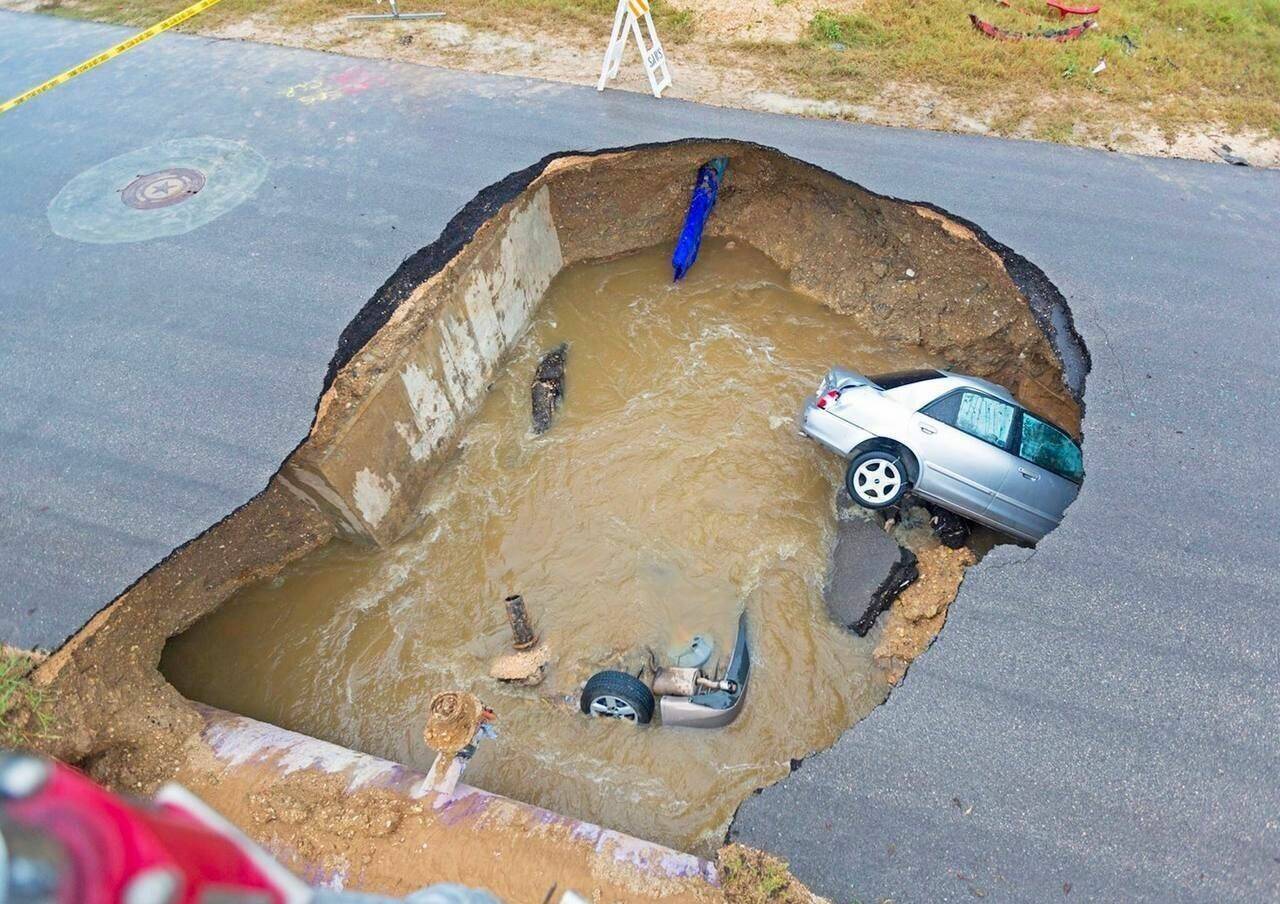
[879,369,1018,410]
[893,371,1077,440]
[934,370,1018,403]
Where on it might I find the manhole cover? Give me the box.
[121,168,206,210]
[49,138,267,244]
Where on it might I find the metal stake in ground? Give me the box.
[504,594,539,650]
[347,0,444,22]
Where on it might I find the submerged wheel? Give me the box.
[846,451,908,509]
[580,671,655,724]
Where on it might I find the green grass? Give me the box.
[718,844,816,903]
[780,0,1280,139]
[0,653,54,748]
[807,9,894,48]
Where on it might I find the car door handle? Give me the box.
[1019,468,1039,481]
[919,424,937,435]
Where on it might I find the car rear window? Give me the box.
[921,390,1017,449]
[1019,413,1084,483]
[869,369,945,390]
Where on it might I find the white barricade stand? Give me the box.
[597,0,672,97]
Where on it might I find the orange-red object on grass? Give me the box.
[1046,0,1100,17]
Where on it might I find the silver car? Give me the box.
[800,368,1083,543]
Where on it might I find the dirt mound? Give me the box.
[874,544,978,684]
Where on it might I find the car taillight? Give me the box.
[817,389,841,409]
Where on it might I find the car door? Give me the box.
[990,411,1084,541]
[909,389,1018,521]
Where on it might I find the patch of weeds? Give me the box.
[657,2,695,42]
[40,0,264,31]
[0,652,54,748]
[718,844,823,904]
[1034,113,1079,144]
[988,107,1030,134]
[805,9,894,48]
[1097,32,1139,58]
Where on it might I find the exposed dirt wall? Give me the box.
[286,184,563,545]
[547,143,1083,433]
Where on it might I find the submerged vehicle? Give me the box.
[800,368,1083,543]
[580,614,750,728]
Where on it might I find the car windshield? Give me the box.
[869,369,945,390]
[1019,413,1084,483]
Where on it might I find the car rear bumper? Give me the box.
[660,691,747,728]
[799,401,874,458]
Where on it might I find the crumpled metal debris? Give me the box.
[1213,144,1250,166]
[969,13,1096,41]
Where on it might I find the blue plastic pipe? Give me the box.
[671,157,728,281]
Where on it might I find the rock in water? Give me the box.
[423,691,485,757]
[531,343,567,434]
[824,515,919,637]
[489,644,550,686]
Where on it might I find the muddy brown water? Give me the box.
[162,239,938,854]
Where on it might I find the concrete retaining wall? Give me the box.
[282,186,564,544]
[183,706,720,901]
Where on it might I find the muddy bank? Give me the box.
[10,140,1084,895]
[875,530,980,685]
[17,484,332,790]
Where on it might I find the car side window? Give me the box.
[923,390,1016,449]
[1019,413,1084,483]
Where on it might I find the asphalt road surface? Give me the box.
[2,12,1277,902]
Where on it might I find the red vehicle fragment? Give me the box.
[1046,0,1101,17]
[969,13,1095,41]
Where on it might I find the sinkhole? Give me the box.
[156,140,1087,857]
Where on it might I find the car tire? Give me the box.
[580,671,655,724]
[846,450,909,509]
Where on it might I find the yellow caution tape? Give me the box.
[0,0,225,116]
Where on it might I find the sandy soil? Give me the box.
[875,541,978,684]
